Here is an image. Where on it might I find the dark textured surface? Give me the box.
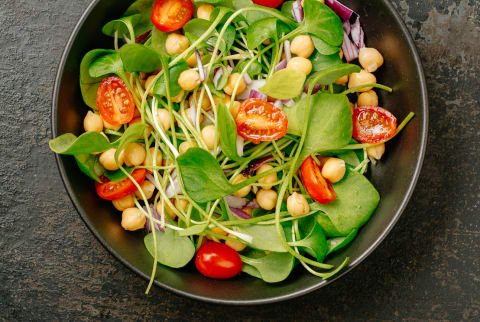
[0,0,478,320]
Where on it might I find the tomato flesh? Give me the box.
[352,106,397,143]
[151,0,193,32]
[253,0,284,8]
[235,98,288,144]
[300,156,336,204]
[195,242,242,279]
[95,169,146,200]
[97,76,135,125]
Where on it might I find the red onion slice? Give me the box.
[145,173,161,190]
[213,67,223,88]
[237,79,266,100]
[165,170,182,198]
[275,59,287,71]
[282,99,294,107]
[241,155,274,176]
[291,0,304,22]
[195,49,205,81]
[230,207,252,219]
[144,205,165,233]
[342,31,359,62]
[249,89,267,100]
[325,0,357,22]
[273,100,283,109]
[226,195,249,209]
[135,30,151,44]
[243,72,253,85]
[284,40,291,62]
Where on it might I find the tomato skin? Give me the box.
[253,0,284,8]
[97,76,136,125]
[235,98,288,144]
[95,169,146,200]
[300,156,336,204]
[151,0,193,32]
[352,106,397,143]
[195,242,243,279]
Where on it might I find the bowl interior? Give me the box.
[53,0,427,304]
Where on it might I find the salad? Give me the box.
[50,0,414,291]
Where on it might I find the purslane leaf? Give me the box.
[301,0,343,46]
[259,69,306,99]
[120,43,162,73]
[218,102,244,162]
[49,132,113,155]
[144,229,195,268]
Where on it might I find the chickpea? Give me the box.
[99,148,124,171]
[366,143,385,160]
[135,180,156,199]
[223,73,246,96]
[144,147,162,172]
[286,57,312,75]
[171,89,184,103]
[230,101,241,119]
[124,143,146,167]
[256,189,278,211]
[156,108,171,131]
[357,90,379,106]
[256,164,277,190]
[206,226,228,240]
[201,125,218,150]
[334,74,348,85]
[104,121,120,133]
[232,174,251,198]
[179,141,197,154]
[185,107,204,125]
[359,47,384,73]
[290,35,314,58]
[156,200,177,220]
[178,69,201,91]
[262,38,272,45]
[339,48,344,60]
[225,234,247,252]
[197,4,214,20]
[121,208,146,231]
[348,70,377,92]
[112,193,135,211]
[186,53,197,68]
[83,111,103,132]
[212,94,231,107]
[321,157,346,183]
[242,207,253,216]
[145,75,157,96]
[286,192,309,217]
[165,33,189,56]
[174,198,189,212]
[189,92,211,111]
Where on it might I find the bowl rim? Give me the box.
[52,0,428,305]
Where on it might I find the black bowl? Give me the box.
[52,0,428,305]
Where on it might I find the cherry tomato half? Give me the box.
[151,0,193,32]
[235,98,288,144]
[352,106,397,143]
[253,0,284,8]
[97,76,136,126]
[195,242,242,279]
[300,156,336,204]
[95,169,146,200]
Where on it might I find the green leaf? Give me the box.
[123,0,156,37]
[103,166,135,182]
[183,18,213,38]
[316,213,345,237]
[310,51,343,73]
[311,36,340,55]
[312,169,380,235]
[144,229,195,268]
[151,28,168,56]
[153,60,189,97]
[241,250,294,283]
[218,102,244,162]
[289,220,328,262]
[115,122,146,160]
[246,17,290,50]
[280,1,295,19]
[259,69,306,100]
[311,63,360,86]
[244,5,295,27]
[234,60,262,78]
[284,93,352,166]
[177,148,238,203]
[88,52,124,78]
[74,154,103,183]
[235,224,287,252]
[49,132,113,155]
[210,64,230,90]
[327,229,358,255]
[102,14,140,38]
[301,0,343,46]
[120,44,162,73]
[80,49,115,108]
[338,151,360,167]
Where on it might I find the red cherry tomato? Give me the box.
[235,98,288,144]
[300,156,336,204]
[195,242,243,279]
[352,106,397,143]
[252,0,284,8]
[97,76,136,125]
[151,0,193,32]
[95,169,146,200]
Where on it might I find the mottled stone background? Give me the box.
[0,0,478,320]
